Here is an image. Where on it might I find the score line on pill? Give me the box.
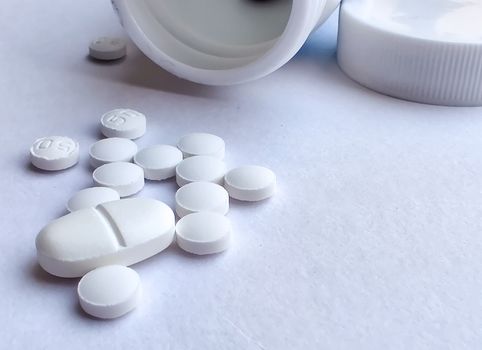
[67,187,121,212]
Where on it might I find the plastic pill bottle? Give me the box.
[111,0,341,85]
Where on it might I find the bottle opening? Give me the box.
[126,0,293,70]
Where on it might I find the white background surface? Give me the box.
[2,1,482,349]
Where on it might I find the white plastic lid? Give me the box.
[337,0,482,106]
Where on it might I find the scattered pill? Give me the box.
[175,212,231,255]
[78,265,141,319]
[89,37,127,61]
[30,136,79,171]
[176,156,226,187]
[67,187,120,212]
[177,133,225,159]
[134,145,183,181]
[93,162,144,197]
[175,182,229,218]
[36,198,175,277]
[224,165,276,201]
[89,137,138,168]
[100,109,146,139]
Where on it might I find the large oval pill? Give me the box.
[36,198,175,278]
[176,156,226,187]
[93,162,144,197]
[78,265,141,319]
[175,182,229,218]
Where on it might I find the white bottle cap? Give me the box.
[338,0,482,106]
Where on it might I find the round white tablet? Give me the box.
[93,162,144,197]
[175,212,231,255]
[100,109,146,139]
[78,265,141,319]
[134,145,183,181]
[89,137,138,168]
[66,187,121,212]
[89,37,127,61]
[175,182,229,218]
[224,165,276,201]
[176,156,226,187]
[177,133,225,159]
[30,136,79,171]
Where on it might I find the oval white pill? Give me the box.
[30,136,79,171]
[177,133,225,159]
[134,145,183,181]
[89,37,127,61]
[67,187,120,212]
[224,165,276,201]
[89,137,138,168]
[36,198,175,277]
[100,109,146,139]
[78,265,141,319]
[176,156,226,187]
[93,162,144,197]
[175,182,229,218]
[175,212,231,255]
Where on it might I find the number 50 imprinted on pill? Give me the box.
[30,136,79,171]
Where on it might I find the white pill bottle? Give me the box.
[111,0,340,85]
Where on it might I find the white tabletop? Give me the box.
[2,1,482,349]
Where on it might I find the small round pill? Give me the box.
[175,182,229,218]
[93,162,144,197]
[100,109,146,139]
[66,187,121,212]
[177,132,225,159]
[224,165,276,201]
[134,145,183,181]
[89,37,127,61]
[176,156,226,187]
[89,137,138,168]
[30,136,79,171]
[78,265,141,319]
[175,212,232,255]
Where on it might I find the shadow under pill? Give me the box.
[229,197,272,210]
[86,55,127,66]
[29,262,74,287]
[170,241,227,261]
